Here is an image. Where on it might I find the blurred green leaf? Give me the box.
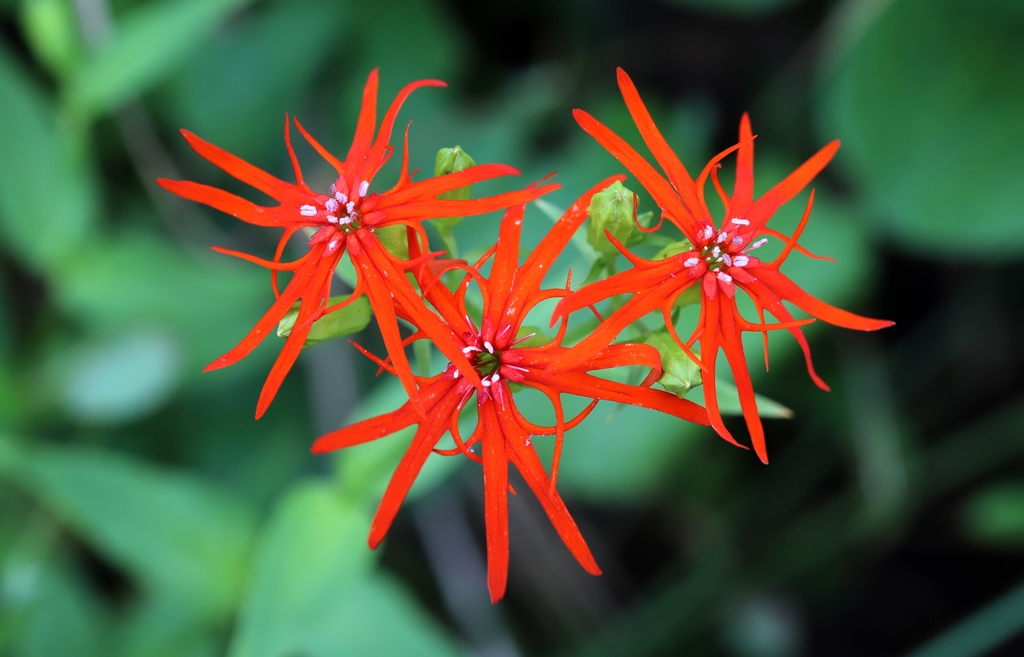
[19,0,83,78]
[65,0,253,118]
[229,481,456,657]
[162,0,347,163]
[714,381,793,420]
[820,0,1024,258]
[228,482,374,657]
[57,330,184,424]
[961,481,1024,548]
[0,44,97,271]
[6,443,256,622]
[8,564,111,657]
[116,597,218,657]
[49,231,266,372]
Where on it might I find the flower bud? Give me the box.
[645,331,702,397]
[587,181,636,256]
[277,295,371,347]
[432,146,476,233]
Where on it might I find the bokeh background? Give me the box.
[1,0,1023,655]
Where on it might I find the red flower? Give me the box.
[547,68,893,463]
[158,69,556,417]
[312,178,709,602]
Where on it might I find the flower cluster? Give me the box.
[161,68,892,602]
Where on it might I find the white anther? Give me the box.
[299,205,317,217]
[703,225,714,240]
[453,368,461,379]
[722,254,732,266]
[525,437,531,446]
[716,231,728,243]
[335,192,348,203]
[731,218,750,226]
[732,236,743,245]
[748,238,768,250]
[482,378,491,387]
[339,215,354,225]
[358,181,369,197]
[711,246,721,258]
[325,198,339,213]
[490,372,501,383]
[717,272,733,283]
[328,239,339,250]
[733,255,749,267]
[346,201,355,214]
[462,346,481,354]
[683,257,699,268]
[329,184,336,194]
[327,215,339,224]
[484,341,494,354]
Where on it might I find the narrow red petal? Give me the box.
[480,403,510,603]
[157,179,292,227]
[746,140,840,230]
[718,297,768,463]
[754,267,894,331]
[346,68,379,175]
[179,130,306,206]
[732,113,755,216]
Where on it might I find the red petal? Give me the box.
[754,267,894,331]
[718,298,768,463]
[746,140,840,230]
[732,113,755,216]
[376,184,559,223]
[179,130,306,206]
[573,107,698,240]
[486,205,526,330]
[156,179,293,227]
[359,79,447,183]
[480,403,510,603]
[345,68,379,177]
[699,296,747,451]
[615,68,707,226]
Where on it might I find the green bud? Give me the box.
[587,181,637,256]
[432,146,476,234]
[645,331,702,397]
[277,295,371,347]
[374,224,408,260]
[20,0,82,78]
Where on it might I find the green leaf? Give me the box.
[657,0,800,15]
[56,330,184,424]
[276,295,372,348]
[703,381,793,420]
[0,44,97,271]
[9,565,111,657]
[961,481,1024,548]
[115,597,219,657]
[820,0,1024,258]
[228,481,459,657]
[6,444,256,622]
[65,0,253,118]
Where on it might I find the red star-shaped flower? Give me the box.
[312,178,709,602]
[547,68,893,463]
[158,69,557,417]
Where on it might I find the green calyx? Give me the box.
[654,238,695,260]
[645,331,702,397]
[277,295,372,347]
[432,146,476,237]
[374,224,409,260]
[587,181,637,256]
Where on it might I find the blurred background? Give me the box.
[1,0,1023,655]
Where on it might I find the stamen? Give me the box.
[511,332,536,346]
[722,254,732,266]
[717,272,733,283]
[748,238,768,250]
[683,257,699,267]
[453,368,461,379]
[732,236,743,245]
[346,201,355,214]
[703,225,714,241]
[299,205,317,217]
[505,365,528,372]
[358,181,369,197]
[339,215,354,225]
[711,246,721,258]
[525,437,531,446]
[716,231,728,243]
[731,218,750,226]
[329,183,336,194]
[484,341,494,354]
[490,372,500,383]
[733,255,749,267]
[463,346,482,354]
[335,191,348,203]
[325,198,339,213]
[482,378,491,387]
[328,239,339,250]
[327,215,339,224]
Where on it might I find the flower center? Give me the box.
[300,179,371,234]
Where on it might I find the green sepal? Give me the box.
[374,224,408,260]
[431,146,476,239]
[277,295,371,347]
[644,331,702,397]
